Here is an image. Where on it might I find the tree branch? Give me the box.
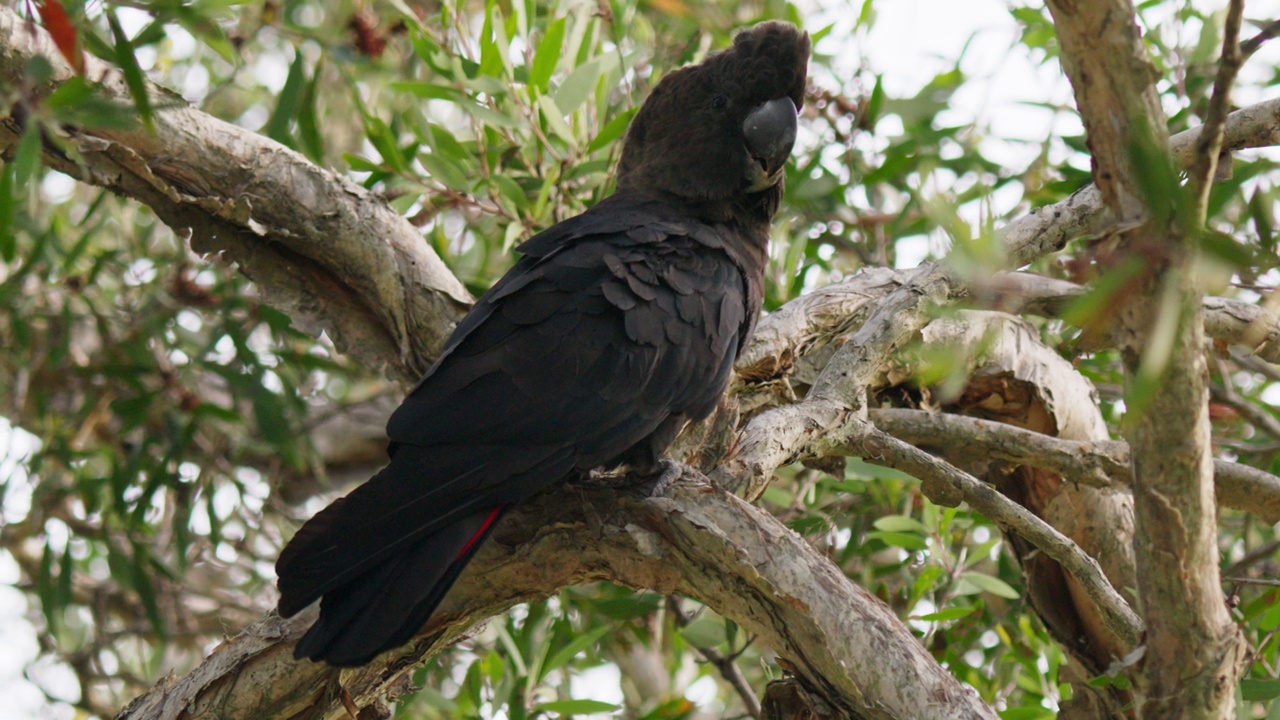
[871,408,1280,524]
[1045,0,1247,712]
[0,6,471,383]
[115,472,999,720]
[667,598,762,720]
[837,421,1142,651]
[1187,0,1245,221]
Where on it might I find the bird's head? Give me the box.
[616,21,810,216]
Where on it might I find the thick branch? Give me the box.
[1046,0,1246,713]
[871,408,1280,524]
[115,473,998,720]
[0,6,471,383]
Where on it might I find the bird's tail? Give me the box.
[289,505,506,666]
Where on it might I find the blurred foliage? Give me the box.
[2,0,1280,718]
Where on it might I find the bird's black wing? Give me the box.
[275,194,750,664]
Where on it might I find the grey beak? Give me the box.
[742,96,798,191]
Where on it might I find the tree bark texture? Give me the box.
[1044,0,1247,715]
[115,476,998,720]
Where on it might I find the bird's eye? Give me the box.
[710,95,729,111]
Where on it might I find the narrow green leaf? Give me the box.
[872,515,927,533]
[586,107,636,154]
[489,174,528,212]
[553,54,619,115]
[13,118,43,189]
[130,542,166,637]
[867,531,928,551]
[343,153,381,172]
[535,699,620,715]
[391,81,463,100]
[264,49,307,146]
[537,95,575,143]
[915,606,977,622]
[1243,678,1280,702]
[419,152,470,193]
[531,18,567,91]
[56,542,74,611]
[587,592,663,619]
[296,58,325,162]
[958,571,1020,599]
[38,543,58,635]
[478,1,504,78]
[679,616,728,647]
[107,11,153,131]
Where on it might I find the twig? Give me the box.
[1188,0,1246,222]
[839,420,1144,651]
[1210,381,1280,442]
[1223,540,1280,577]
[1241,19,1280,59]
[666,598,763,719]
[1224,577,1280,588]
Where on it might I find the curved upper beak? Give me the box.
[743,96,799,192]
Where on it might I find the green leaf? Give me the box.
[588,592,663,619]
[107,11,153,131]
[419,152,470,193]
[538,95,576,143]
[343,154,381,172]
[1242,679,1280,702]
[45,78,137,129]
[531,18,567,91]
[38,543,58,635]
[12,118,43,190]
[252,385,290,446]
[958,572,1020,599]
[118,541,165,638]
[56,543,74,612]
[872,515,927,533]
[541,624,613,679]
[587,108,637,154]
[296,58,325,162]
[915,606,977,622]
[535,699,620,715]
[264,49,307,146]
[553,53,619,115]
[1198,229,1252,268]
[679,616,728,647]
[867,531,928,551]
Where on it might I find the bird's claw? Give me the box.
[647,459,684,497]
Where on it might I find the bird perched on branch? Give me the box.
[276,21,810,667]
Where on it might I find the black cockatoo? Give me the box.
[277,21,810,666]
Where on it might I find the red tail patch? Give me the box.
[456,506,503,560]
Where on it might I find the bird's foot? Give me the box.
[585,466,632,488]
[646,459,683,497]
[582,460,684,495]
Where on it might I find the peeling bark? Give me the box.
[115,474,999,720]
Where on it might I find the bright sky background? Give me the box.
[3,0,1279,717]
